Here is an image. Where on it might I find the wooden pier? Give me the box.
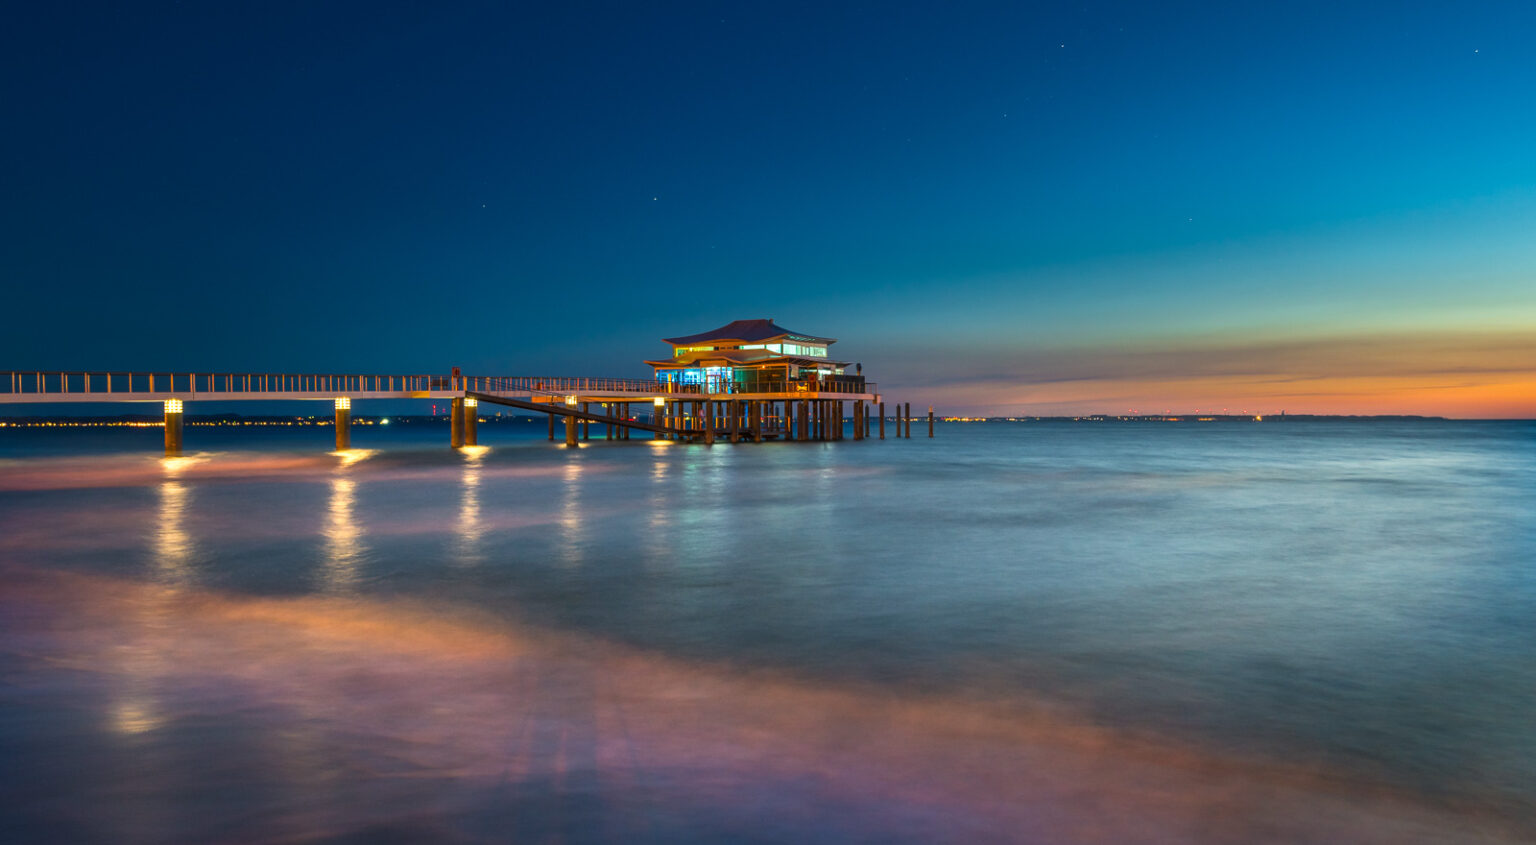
[1,369,932,455]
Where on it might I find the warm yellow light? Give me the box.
[653,397,666,407]
[334,397,351,410]
[565,395,578,406]
[463,397,478,408]
[332,448,377,467]
[164,399,183,414]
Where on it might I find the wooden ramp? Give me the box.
[468,392,688,438]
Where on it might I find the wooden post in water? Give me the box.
[464,398,478,447]
[730,400,740,444]
[450,397,465,449]
[548,411,555,441]
[581,403,590,440]
[704,400,715,445]
[904,403,911,438]
[853,400,863,440]
[564,414,578,447]
[798,400,809,441]
[164,399,184,457]
[879,402,885,439]
[928,405,934,438]
[624,403,631,440]
[334,397,351,450]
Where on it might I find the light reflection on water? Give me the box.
[454,447,487,566]
[321,478,364,593]
[559,458,584,568]
[0,420,1533,842]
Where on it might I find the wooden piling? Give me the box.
[879,402,885,439]
[548,411,555,441]
[928,405,934,438]
[464,400,478,446]
[164,401,184,457]
[450,398,465,449]
[581,403,590,440]
[905,403,911,438]
[335,403,351,451]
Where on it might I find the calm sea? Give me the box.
[1,419,1533,843]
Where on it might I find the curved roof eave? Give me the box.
[663,318,836,346]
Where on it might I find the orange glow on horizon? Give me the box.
[926,375,1536,419]
[906,330,1536,418]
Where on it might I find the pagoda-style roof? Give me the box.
[663,319,835,347]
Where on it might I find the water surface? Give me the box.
[2,420,1533,842]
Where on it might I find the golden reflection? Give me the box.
[323,478,365,592]
[154,480,194,585]
[644,450,671,572]
[332,448,377,468]
[559,459,584,567]
[159,454,206,477]
[112,472,199,736]
[112,701,161,735]
[454,448,485,565]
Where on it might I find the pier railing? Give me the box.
[477,375,670,395]
[1,371,465,398]
[2,371,878,401]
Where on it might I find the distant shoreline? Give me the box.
[0,412,1470,427]
[943,413,1451,422]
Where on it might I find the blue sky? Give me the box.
[4,2,1533,415]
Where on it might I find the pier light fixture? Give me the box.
[565,395,578,406]
[334,397,351,410]
[463,397,477,408]
[164,399,183,414]
[653,397,666,407]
